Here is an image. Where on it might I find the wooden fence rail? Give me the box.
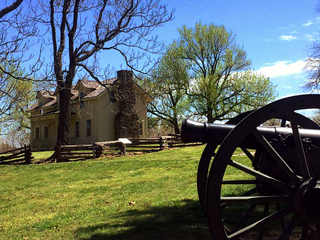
[127,137,165,152]
[54,135,203,161]
[55,142,102,162]
[0,136,202,164]
[0,145,33,164]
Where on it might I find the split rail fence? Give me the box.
[55,135,203,161]
[55,143,103,161]
[0,136,203,163]
[0,145,33,164]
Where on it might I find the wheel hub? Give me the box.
[294,180,320,222]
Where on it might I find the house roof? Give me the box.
[36,90,56,99]
[27,98,57,112]
[27,76,151,112]
[75,78,117,91]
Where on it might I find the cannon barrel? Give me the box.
[181,119,320,149]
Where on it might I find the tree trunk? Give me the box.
[207,114,214,123]
[57,88,71,145]
[174,120,180,134]
[207,106,214,123]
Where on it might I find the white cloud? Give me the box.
[303,21,313,27]
[257,60,306,78]
[305,34,315,42]
[279,35,298,41]
[283,86,293,89]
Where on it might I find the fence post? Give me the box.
[160,136,164,150]
[24,145,31,164]
[120,143,127,156]
[95,144,102,158]
[118,142,125,155]
[93,143,96,159]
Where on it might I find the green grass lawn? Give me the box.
[0,145,214,240]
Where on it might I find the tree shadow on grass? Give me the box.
[75,199,211,240]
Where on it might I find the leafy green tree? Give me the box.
[0,62,35,146]
[178,22,277,122]
[193,71,277,120]
[147,43,190,134]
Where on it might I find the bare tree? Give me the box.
[0,0,41,76]
[304,43,320,91]
[0,1,45,144]
[304,4,320,92]
[37,0,173,145]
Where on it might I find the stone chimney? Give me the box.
[114,70,139,139]
[117,70,133,84]
[116,70,135,104]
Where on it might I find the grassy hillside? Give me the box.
[0,146,212,240]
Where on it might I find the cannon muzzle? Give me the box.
[181,119,235,144]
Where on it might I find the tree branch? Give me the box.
[0,0,23,19]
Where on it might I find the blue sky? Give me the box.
[148,0,320,99]
[11,1,320,99]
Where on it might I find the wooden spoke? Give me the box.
[222,180,257,184]
[241,187,258,196]
[258,203,270,240]
[288,112,311,180]
[229,159,293,194]
[230,203,258,233]
[221,187,258,209]
[221,195,290,204]
[202,96,320,239]
[276,203,287,232]
[227,206,294,240]
[278,214,299,240]
[241,147,254,161]
[252,129,301,185]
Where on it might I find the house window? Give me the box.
[75,121,80,138]
[87,120,91,137]
[80,91,85,98]
[44,126,49,139]
[35,127,40,140]
[80,101,85,109]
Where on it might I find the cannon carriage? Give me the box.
[181,94,320,240]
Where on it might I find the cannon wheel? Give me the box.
[198,110,320,217]
[205,94,320,239]
[198,111,254,215]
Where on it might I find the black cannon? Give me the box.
[181,94,320,240]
